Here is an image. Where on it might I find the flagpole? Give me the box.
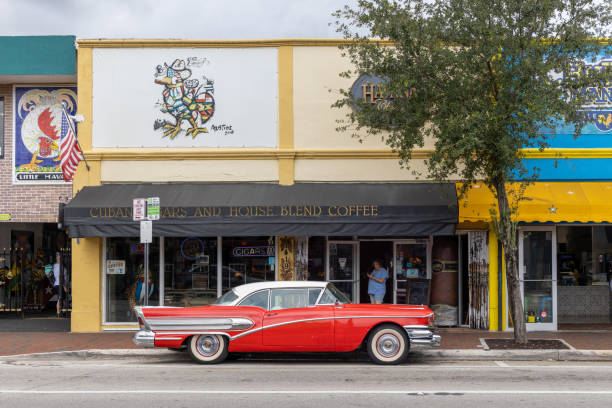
[66,112,90,172]
[74,137,91,171]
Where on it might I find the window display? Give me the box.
[556,226,611,323]
[222,237,275,288]
[557,226,612,286]
[163,237,218,307]
[105,237,159,323]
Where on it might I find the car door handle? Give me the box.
[265,312,277,317]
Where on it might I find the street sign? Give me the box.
[140,220,152,244]
[133,198,146,221]
[147,197,160,220]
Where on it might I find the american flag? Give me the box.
[59,108,83,182]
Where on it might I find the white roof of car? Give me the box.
[232,281,328,297]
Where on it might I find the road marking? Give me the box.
[0,390,612,395]
[3,362,612,370]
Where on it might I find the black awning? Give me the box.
[64,183,458,237]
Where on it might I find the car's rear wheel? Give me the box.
[187,334,229,364]
[366,324,409,365]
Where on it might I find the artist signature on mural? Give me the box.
[211,124,234,135]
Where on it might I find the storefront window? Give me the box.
[557,226,612,286]
[222,237,275,289]
[307,236,326,280]
[556,226,612,324]
[105,237,159,323]
[164,237,218,307]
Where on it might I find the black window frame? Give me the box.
[0,97,4,159]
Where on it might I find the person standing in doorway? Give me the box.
[367,258,388,304]
[53,252,67,318]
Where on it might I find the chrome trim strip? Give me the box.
[157,315,434,341]
[147,317,254,331]
[155,337,183,341]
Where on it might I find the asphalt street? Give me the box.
[1,352,611,407]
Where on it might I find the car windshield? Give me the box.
[213,289,239,305]
[320,283,351,304]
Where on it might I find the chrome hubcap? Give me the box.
[377,334,400,357]
[196,335,220,357]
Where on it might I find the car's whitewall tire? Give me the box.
[367,324,409,365]
[187,334,229,364]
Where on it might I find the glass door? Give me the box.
[326,241,359,303]
[519,227,557,331]
[393,240,430,304]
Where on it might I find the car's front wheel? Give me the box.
[187,334,229,364]
[366,324,409,365]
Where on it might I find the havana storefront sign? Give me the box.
[350,74,414,110]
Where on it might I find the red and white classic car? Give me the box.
[133,281,440,365]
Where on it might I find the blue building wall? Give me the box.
[523,49,612,181]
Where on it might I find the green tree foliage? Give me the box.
[333,0,611,342]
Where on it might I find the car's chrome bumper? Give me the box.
[133,330,155,348]
[403,325,441,347]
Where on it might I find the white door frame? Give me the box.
[326,240,360,303]
[518,226,558,331]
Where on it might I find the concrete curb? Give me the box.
[2,348,612,361]
[409,349,612,361]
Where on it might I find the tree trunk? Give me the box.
[493,178,527,344]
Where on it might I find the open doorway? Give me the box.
[360,241,393,304]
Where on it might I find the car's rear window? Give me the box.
[214,290,239,305]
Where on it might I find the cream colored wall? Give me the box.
[294,158,429,182]
[100,160,278,183]
[293,46,435,151]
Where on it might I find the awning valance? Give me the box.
[459,182,612,224]
[64,183,458,238]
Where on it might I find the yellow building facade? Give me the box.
[68,39,612,332]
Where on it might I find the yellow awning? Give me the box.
[458,182,612,223]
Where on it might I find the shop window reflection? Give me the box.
[164,237,217,307]
[105,237,159,323]
[222,237,275,288]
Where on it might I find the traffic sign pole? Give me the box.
[144,242,149,306]
[134,197,158,308]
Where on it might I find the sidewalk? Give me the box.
[1,328,611,357]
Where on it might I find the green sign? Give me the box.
[147,197,160,220]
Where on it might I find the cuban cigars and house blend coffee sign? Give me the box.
[87,205,381,219]
[91,48,278,148]
[13,86,78,184]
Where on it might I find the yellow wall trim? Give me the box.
[278,46,294,150]
[83,149,418,161]
[521,148,612,159]
[82,147,612,162]
[76,38,393,48]
[278,46,295,184]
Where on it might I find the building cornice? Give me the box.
[76,38,393,48]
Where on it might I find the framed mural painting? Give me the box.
[13,86,78,184]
